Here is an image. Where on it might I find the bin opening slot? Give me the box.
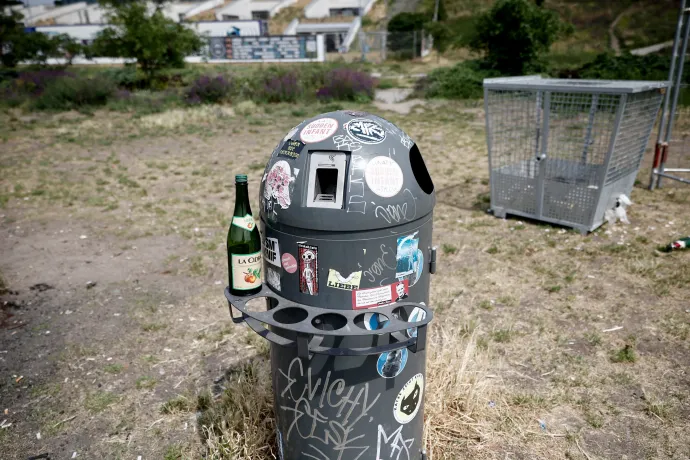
[306,152,347,209]
[314,168,338,203]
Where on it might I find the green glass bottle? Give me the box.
[227,174,262,296]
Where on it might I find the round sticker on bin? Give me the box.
[394,373,424,424]
[377,348,408,379]
[363,312,388,330]
[281,253,298,274]
[300,118,338,144]
[365,156,403,198]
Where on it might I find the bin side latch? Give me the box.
[429,246,437,274]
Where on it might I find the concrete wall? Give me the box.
[304,0,375,19]
[182,0,224,19]
[216,0,253,20]
[215,0,295,20]
[27,2,88,24]
[35,20,265,41]
[192,20,264,36]
[42,33,326,64]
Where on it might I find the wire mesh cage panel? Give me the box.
[484,76,667,233]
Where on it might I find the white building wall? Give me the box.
[27,2,88,24]
[36,24,105,40]
[35,20,264,41]
[270,0,297,16]
[304,0,375,19]
[215,0,253,20]
[188,20,263,36]
[182,0,224,19]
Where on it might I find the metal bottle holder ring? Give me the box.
[225,284,433,359]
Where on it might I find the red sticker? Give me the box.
[298,244,318,296]
[281,253,298,274]
[352,279,409,309]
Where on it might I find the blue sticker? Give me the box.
[396,232,420,279]
[406,306,426,338]
[345,118,386,145]
[377,349,408,378]
[411,249,424,286]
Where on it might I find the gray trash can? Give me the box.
[225,110,437,460]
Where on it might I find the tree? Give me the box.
[387,12,429,58]
[1,1,83,67]
[92,0,203,81]
[424,21,452,55]
[0,0,25,67]
[470,0,571,75]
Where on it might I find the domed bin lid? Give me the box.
[260,111,436,232]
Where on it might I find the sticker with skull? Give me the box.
[298,244,318,296]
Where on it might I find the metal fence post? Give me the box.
[651,0,688,189]
[657,6,690,188]
[381,31,388,62]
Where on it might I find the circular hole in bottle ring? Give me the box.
[353,313,390,331]
[272,307,308,325]
[244,297,270,313]
[392,304,427,338]
[311,313,347,331]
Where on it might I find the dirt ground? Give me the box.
[1,100,689,460]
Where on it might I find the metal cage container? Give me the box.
[483,76,668,233]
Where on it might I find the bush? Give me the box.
[185,75,232,104]
[575,52,680,81]
[387,12,429,58]
[316,68,375,102]
[33,75,115,110]
[258,72,301,103]
[0,69,75,108]
[423,60,500,99]
[107,89,182,114]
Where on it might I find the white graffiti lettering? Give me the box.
[333,134,362,152]
[376,425,414,460]
[373,189,417,224]
[359,244,396,284]
[399,132,414,150]
[347,154,367,214]
[278,357,378,460]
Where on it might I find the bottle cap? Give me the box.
[235,174,248,183]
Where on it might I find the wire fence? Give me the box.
[358,30,433,63]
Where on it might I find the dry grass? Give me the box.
[198,324,496,460]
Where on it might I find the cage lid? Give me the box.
[483,76,669,94]
[259,111,436,232]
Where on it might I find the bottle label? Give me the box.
[232,214,255,231]
[231,251,262,290]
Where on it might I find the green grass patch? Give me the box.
[611,344,636,363]
[136,376,157,390]
[104,363,124,374]
[85,392,119,413]
[441,243,458,255]
[161,395,196,414]
[492,329,513,343]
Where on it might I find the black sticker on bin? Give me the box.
[278,139,305,159]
